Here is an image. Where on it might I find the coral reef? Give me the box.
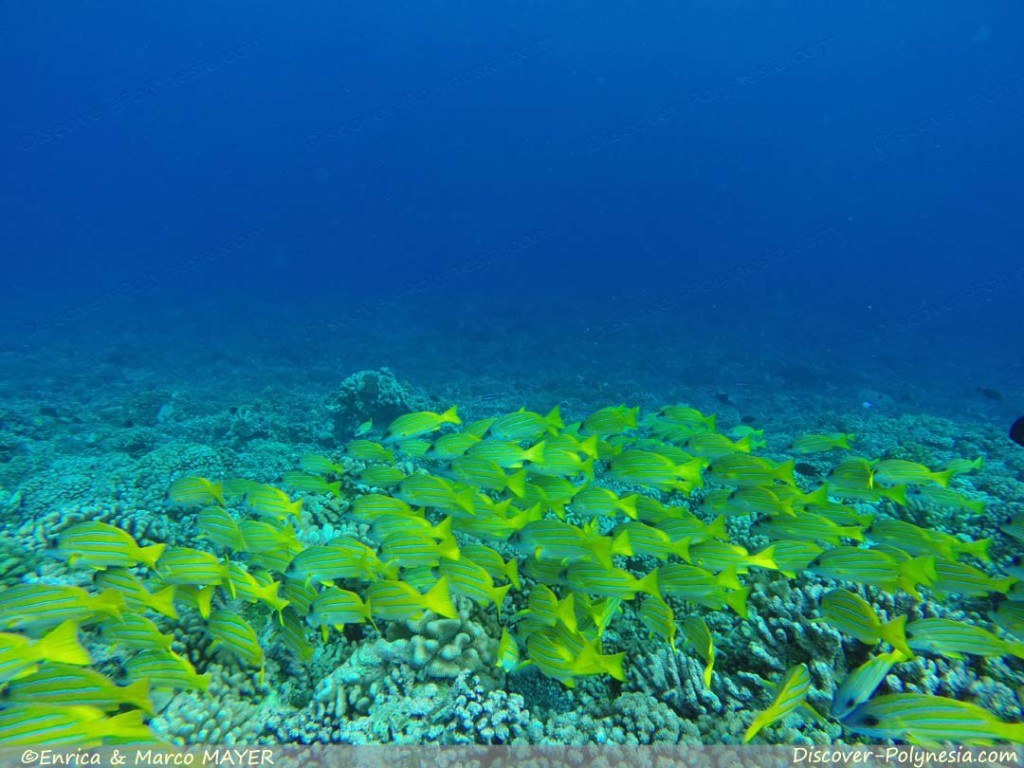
[378,606,500,683]
[326,368,429,436]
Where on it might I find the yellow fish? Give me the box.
[385,406,460,441]
[56,522,166,570]
[744,663,812,742]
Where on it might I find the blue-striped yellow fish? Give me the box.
[819,588,913,658]
[0,584,123,631]
[56,522,166,570]
[168,476,224,508]
[830,650,906,720]
[744,663,812,742]
[207,609,265,684]
[3,662,153,713]
[487,406,563,441]
[385,406,460,441]
[904,617,1024,660]
[365,577,457,620]
[0,620,91,685]
[637,595,677,649]
[125,649,211,692]
[843,693,1024,745]
[0,705,156,747]
[683,616,715,687]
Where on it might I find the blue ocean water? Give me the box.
[2,1,1024,749]
[3,1,1022,411]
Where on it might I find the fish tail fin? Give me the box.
[580,456,596,481]
[906,555,937,588]
[433,516,454,541]
[707,514,729,541]
[257,582,289,621]
[578,434,599,459]
[1006,641,1024,661]
[506,557,522,589]
[545,405,565,433]
[805,485,830,508]
[638,568,660,599]
[602,650,626,681]
[963,537,992,562]
[673,537,692,563]
[750,546,778,571]
[123,678,154,714]
[619,494,639,520]
[454,489,477,515]
[222,563,237,598]
[150,586,179,620]
[436,534,460,561]
[94,589,125,620]
[139,543,167,569]
[35,620,91,666]
[195,586,215,619]
[717,567,742,591]
[491,583,513,618]
[884,484,909,507]
[879,614,915,659]
[100,709,155,742]
[676,458,704,487]
[611,529,633,557]
[933,469,956,488]
[776,459,797,486]
[556,594,578,633]
[548,499,567,521]
[272,597,289,625]
[735,435,752,453]
[701,658,713,688]
[506,469,528,499]
[525,502,545,524]
[996,576,1018,594]
[523,441,546,465]
[744,711,771,743]
[844,526,866,543]
[424,577,458,619]
[210,481,226,507]
[724,586,750,618]
[441,405,461,425]
[326,481,343,497]
[996,721,1024,744]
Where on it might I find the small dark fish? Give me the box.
[794,462,820,478]
[715,392,733,405]
[1011,416,1024,448]
[977,387,1004,401]
[741,415,757,424]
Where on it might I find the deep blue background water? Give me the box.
[3,2,1023,414]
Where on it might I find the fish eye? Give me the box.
[863,715,879,726]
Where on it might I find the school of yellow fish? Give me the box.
[1,402,1022,747]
